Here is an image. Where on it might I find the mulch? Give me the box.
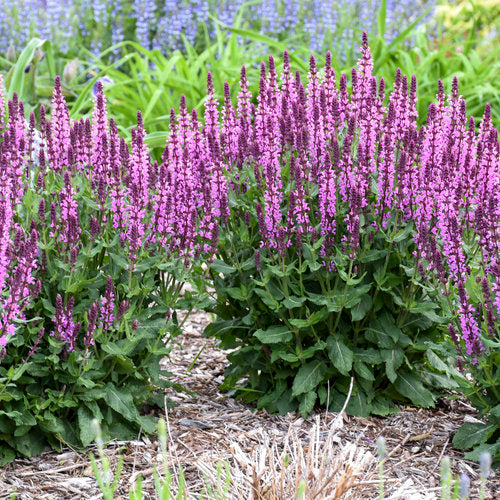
[0,310,497,499]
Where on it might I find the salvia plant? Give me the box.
[0,73,219,462]
[186,33,500,453]
[0,0,435,61]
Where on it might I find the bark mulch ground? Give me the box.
[0,310,498,499]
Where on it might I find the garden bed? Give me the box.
[0,310,497,499]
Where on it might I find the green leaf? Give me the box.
[360,249,387,263]
[5,38,49,100]
[393,370,436,407]
[452,423,496,450]
[381,348,404,383]
[210,260,237,275]
[347,390,370,417]
[254,326,292,344]
[291,360,327,397]
[367,313,401,348]
[425,349,449,373]
[300,340,327,360]
[276,352,299,363]
[377,0,387,39]
[0,447,15,466]
[254,288,280,310]
[299,391,317,418]
[12,431,46,457]
[109,252,129,270]
[103,383,140,422]
[344,284,372,308]
[464,441,500,462]
[353,360,375,381]
[421,371,459,390]
[326,337,353,376]
[289,309,328,328]
[226,287,245,301]
[393,223,413,243]
[41,298,56,316]
[351,295,372,321]
[410,302,444,323]
[371,395,399,416]
[78,406,96,447]
[282,296,306,309]
[352,348,383,364]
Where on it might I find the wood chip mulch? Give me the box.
[0,310,498,499]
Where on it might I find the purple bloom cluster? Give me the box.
[1,33,498,367]
[0,71,222,354]
[179,33,496,363]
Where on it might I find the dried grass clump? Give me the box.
[196,415,374,499]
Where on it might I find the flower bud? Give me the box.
[63,58,78,85]
[6,43,16,63]
[32,47,44,64]
[254,249,261,273]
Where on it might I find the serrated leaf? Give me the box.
[78,405,96,447]
[299,391,317,417]
[381,348,404,383]
[464,441,500,462]
[371,395,399,416]
[352,348,383,364]
[351,295,372,321]
[353,360,375,381]
[394,370,436,407]
[109,252,129,270]
[452,423,496,450]
[279,352,300,363]
[103,383,139,422]
[344,284,372,308]
[254,326,292,344]
[422,371,459,390]
[367,313,400,348]
[291,360,327,397]
[12,431,45,457]
[326,337,353,376]
[282,296,306,309]
[210,259,237,275]
[425,349,449,373]
[347,390,370,417]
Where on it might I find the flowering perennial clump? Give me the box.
[0,64,223,459]
[0,76,225,355]
[196,33,499,420]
